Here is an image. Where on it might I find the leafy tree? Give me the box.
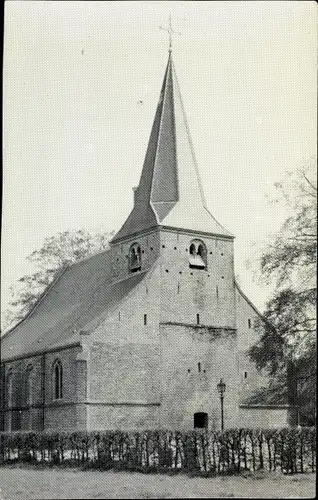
[3,229,114,332]
[247,163,317,425]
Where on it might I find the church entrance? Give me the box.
[194,412,208,429]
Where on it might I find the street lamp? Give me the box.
[217,378,226,431]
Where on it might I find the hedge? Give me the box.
[0,428,315,474]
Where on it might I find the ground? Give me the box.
[0,465,315,499]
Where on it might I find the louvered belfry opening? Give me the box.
[189,240,207,269]
[129,243,142,273]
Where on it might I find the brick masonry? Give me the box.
[2,346,86,432]
[2,227,290,431]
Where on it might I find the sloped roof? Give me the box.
[1,250,148,362]
[112,52,232,242]
[235,281,264,319]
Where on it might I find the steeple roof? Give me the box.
[112,52,232,243]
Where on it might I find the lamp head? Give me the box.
[217,378,226,395]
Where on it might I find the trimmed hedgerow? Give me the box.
[0,428,315,474]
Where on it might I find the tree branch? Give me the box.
[303,174,317,192]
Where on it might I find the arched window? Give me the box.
[25,365,34,406]
[6,370,13,408]
[52,360,63,400]
[129,242,141,272]
[189,240,207,269]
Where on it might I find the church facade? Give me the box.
[1,50,292,432]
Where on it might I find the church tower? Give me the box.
[107,48,239,429]
[110,48,236,328]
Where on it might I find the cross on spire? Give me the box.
[159,13,181,52]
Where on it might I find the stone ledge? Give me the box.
[239,404,292,410]
[85,401,161,407]
[3,401,161,410]
[160,322,236,334]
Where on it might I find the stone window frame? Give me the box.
[52,359,63,401]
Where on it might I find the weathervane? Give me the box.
[159,13,181,52]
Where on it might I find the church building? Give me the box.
[1,46,292,432]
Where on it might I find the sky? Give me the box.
[2,0,317,327]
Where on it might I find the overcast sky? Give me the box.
[2,0,317,326]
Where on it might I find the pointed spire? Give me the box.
[112,52,232,243]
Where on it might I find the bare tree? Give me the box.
[3,229,114,332]
[248,163,317,425]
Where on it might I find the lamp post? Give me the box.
[217,378,226,431]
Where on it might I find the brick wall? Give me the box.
[44,346,85,431]
[87,334,161,429]
[90,261,161,345]
[159,324,239,430]
[2,345,86,432]
[159,230,236,329]
[109,230,160,283]
[87,404,160,430]
[109,228,236,330]
[89,343,160,404]
[238,406,289,428]
[85,254,162,431]
[3,355,43,431]
[94,228,240,431]
[235,287,272,404]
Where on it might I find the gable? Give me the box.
[2,249,149,361]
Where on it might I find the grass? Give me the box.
[0,463,315,499]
